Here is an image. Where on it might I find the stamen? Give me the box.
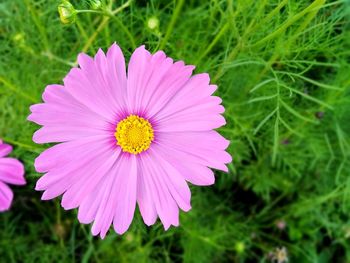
[115,115,154,154]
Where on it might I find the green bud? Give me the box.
[89,0,102,10]
[58,0,77,25]
[234,241,245,254]
[12,33,25,46]
[147,16,160,31]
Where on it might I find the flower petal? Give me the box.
[34,135,111,173]
[60,147,120,209]
[0,143,12,158]
[127,46,194,118]
[149,148,191,211]
[88,159,122,238]
[112,154,138,235]
[152,73,226,132]
[36,139,117,200]
[154,131,232,172]
[0,158,26,185]
[0,181,13,212]
[139,152,180,230]
[136,158,157,226]
[64,50,125,122]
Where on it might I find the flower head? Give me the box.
[58,0,77,25]
[147,16,160,31]
[0,140,26,212]
[269,247,289,263]
[28,43,231,238]
[88,0,102,10]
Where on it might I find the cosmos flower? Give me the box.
[0,140,26,212]
[28,43,231,238]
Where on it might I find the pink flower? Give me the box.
[0,140,26,212]
[28,43,231,238]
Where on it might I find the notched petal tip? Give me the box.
[77,52,94,69]
[27,113,34,122]
[224,152,233,164]
[107,42,123,56]
[95,48,106,60]
[32,129,45,144]
[222,164,229,173]
[131,45,150,58]
[163,223,171,231]
[35,182,44,191]
[90,221,110,239]
[113,224,129,235]
[41,191,53,201]
[181,204,192,213]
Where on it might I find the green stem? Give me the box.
[0,76,37,103]
[79,0,133,53]
[195,22,230,65]
[251,0,326,48]
[1,137,43,153]
[76,9,104,15]
[159,0,185,50]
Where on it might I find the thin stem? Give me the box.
[195,22,230,65]
[76,10,104,15]
[1,137,43,153]
[79,0,133,53]
[0,76,37,103]
[159,0,185,50]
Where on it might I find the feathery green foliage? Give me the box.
[0,0,349,262]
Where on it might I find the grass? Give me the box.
[0,0,350,262]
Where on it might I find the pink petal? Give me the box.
[0,158,26,185]
[126,45,152,113]
[0,181,13,212]
[149,148,191,211]
[172,162,215,186]
[141,62,194,118]
[135,51,173,115]
[62,148,120,212]
[28,102,108,129]
[88,159,122,238]
[112,154,138,235]
[0,143,12,158]
[106,43,127,95]
[61,147,120,209]
[126,46,195,117]
[36,139,117,200]
[157,131,230,150]
[136,158,157,226]
[156,132,232,164]
[155,114,226,132]
[154,73,215,118]
[32,126,109,144]
[151,146,215,185]
[63,59,121,122]
[154,136,230,172]
[139,152,180,230]
[34,135,111,173]
[155,96,224,123]
[151,73,226,132]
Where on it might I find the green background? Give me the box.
[0,0,350,262]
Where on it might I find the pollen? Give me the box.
[115,115,154,154]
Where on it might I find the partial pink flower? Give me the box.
[0,140,26,212]
[28,43,231,238]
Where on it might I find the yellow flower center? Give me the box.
[115,115,154,154]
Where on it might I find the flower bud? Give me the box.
[234,241,245,254]
[58,0,77,25]
[147,16,160,31]
[89,0,102,10]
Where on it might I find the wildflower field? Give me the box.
[1,0,350,262]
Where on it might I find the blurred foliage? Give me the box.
[0,0,350,262]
